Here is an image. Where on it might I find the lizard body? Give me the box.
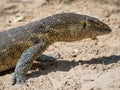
[0,13,111,85]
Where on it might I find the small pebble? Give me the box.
[103,10,111,17]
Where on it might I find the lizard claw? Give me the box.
[12,74,27,85]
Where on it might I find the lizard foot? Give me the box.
[12,74,27,85]
[37,52,61,62]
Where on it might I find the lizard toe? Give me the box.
[12,74,27,85]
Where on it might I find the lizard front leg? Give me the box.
[12,41,48,85]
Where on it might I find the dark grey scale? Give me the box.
[30,37,41,44]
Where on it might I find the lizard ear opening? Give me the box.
[83,23,86,28]
[82,22,88,32]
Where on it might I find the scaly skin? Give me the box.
[0,13,111,85]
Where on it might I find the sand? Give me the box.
[0,0,120,90]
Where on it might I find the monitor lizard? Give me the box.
[0,13,111,85]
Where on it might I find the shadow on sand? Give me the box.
[28,55,120,78]
[0,55,120,78]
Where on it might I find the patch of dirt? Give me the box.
[0,0,120,90]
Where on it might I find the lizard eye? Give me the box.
[88,19,100,25]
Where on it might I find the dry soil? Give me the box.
[0,0,120,90]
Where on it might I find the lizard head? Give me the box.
[82,16,112,40]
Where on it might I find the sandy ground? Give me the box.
[0,0,120,90]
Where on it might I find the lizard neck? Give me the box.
[47,23,87,42]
